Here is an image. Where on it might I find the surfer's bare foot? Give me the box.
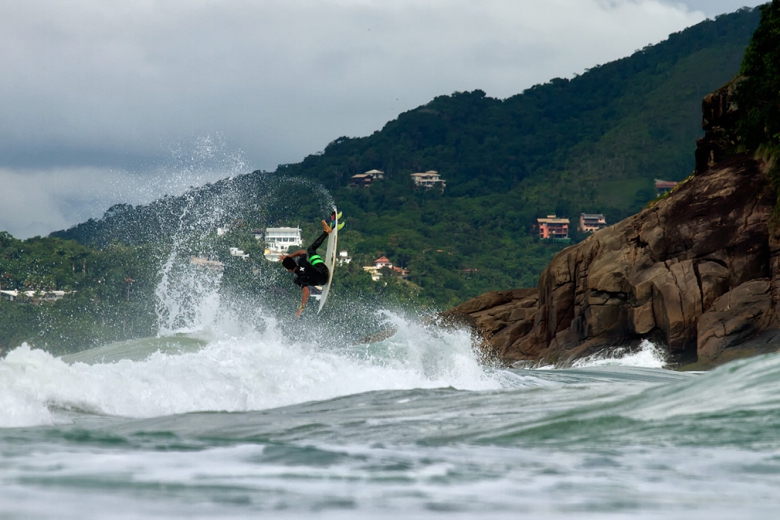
[321,220,332,233]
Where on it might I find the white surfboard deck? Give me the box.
[317,206,338,313]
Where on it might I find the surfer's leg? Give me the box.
[307,231,329,256]
[313,264,329,285]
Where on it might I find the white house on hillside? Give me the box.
[411,170,446,190]
[264,227,303,261]
[229,247,249,259]
[1,290,72,303]
[374,256,393,269]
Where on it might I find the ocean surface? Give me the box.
[4,311,780,519]
[4,198,780,520]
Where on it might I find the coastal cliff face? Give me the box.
[444,84,780,368]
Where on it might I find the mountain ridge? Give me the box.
[442,1,780,368]
[51,7,762,306]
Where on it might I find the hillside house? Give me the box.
[1,290,72,304]
[374,256,393,269]
[263,227,303,261]
[338,250,352,265]
[350,173,373,188]
[579,213,607,233]
[229,247,249,259]
[265,227,302,251]
[362,266,409,282]
[190,257,225,270]
[350,169,385,188]
[655,179,678,196]
[392,266,410,279]
[362,266,382,282]
[362,256,409,282]
[411,171,446,190]
[537,215,570,240]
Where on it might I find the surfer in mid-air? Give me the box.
[280,211,340,318]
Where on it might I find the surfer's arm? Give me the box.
[282,249,307,261]
[295,286,310,319]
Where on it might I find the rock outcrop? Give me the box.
[694,78,741,175]
[444,83,780,368]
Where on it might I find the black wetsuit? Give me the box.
[293,231,329,288]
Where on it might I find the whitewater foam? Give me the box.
[0,309,515,428]
[572,339,667,369]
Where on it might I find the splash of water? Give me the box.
[143,136,337,336]
[129,134,249,204]
[572,340,667,369]
[0,137,523,428]
[0,308,510,428]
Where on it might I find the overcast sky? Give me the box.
[0,0,765,239]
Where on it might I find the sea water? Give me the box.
[3,314,780,519]
[4,173,780,519]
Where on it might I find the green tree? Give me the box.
[736,0,780,154]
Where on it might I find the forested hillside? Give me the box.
[286,8,758,206]
[53,8,761,306]
[0,232,158,353]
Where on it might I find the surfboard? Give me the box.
[317,206,339,313]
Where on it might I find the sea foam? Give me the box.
[0,309,512,428]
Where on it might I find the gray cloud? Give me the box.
[0,167,120,238]
[675,0,760,17]
[0,0,764,238]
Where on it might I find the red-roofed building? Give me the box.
[374,256,393,269]
[655,179,678,196]
[392,266,410,279]
[362,255,410,282]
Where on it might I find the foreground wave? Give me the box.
[1,313,504,428]
[3,314,780,518]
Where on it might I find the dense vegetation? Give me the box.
[284,9,758,201]
[0,227,418,354]
[0,232,158,353]
[57,8,758,303]
[736,0,780,157]
[2,7,768,353]
[732,0,780,227]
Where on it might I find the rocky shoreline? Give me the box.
[443,82,780,369]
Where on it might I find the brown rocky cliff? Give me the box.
[695,78,741,175]
[444,84,780,368]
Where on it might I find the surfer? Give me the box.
[280,213,338,318]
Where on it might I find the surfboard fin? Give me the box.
[328,211,344,232]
